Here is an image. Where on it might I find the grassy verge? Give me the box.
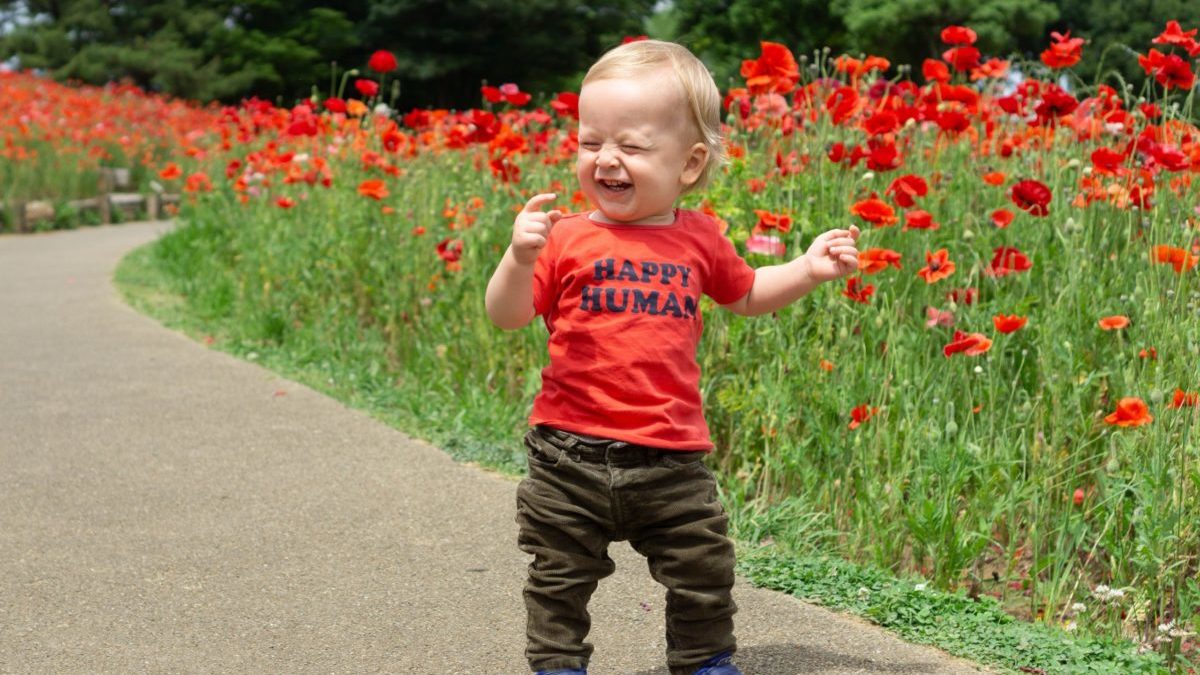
[115,234,1171,674]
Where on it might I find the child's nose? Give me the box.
[596,146,619,167]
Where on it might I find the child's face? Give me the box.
[576,70,708,225]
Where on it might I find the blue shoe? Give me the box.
[534,669,586,675]
[691,650,742,675]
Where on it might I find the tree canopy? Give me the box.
[1,0,1195,109]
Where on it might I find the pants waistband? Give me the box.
[535,425,685,465]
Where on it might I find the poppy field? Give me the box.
[8,22,1200,669]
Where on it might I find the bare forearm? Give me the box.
[739,257,819,316]
[485,246,537,330]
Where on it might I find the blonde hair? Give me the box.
[582,40,725,193]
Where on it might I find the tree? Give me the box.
[832,0,1059,74]
[0,0,363,102]
[359,0,655,110]
[1054,0,1199,92]
[666,0,851,89]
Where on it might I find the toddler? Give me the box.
[485,39,860,675]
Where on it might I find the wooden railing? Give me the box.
[2,168,180,233]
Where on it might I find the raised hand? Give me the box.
[511,193,563,266]
[803,225,860,282]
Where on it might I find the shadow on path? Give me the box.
[632,642,955,674]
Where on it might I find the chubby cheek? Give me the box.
[575,156,597,193]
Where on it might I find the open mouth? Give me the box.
[598,178,631,192]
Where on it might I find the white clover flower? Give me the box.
[1072,603,1087,613]
[914,583,927,591]
[857,586,871,599]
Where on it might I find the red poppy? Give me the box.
[848,404,880,430]
[903,209,939,230]
[1011,179,1052,216]
[1138,49,1196,90]
[753,209,791,234]
[436,237,463,266]
[1073,488,1085,507]
[943,45,981,72]
[367,50,398,74]
[922,58,950,83]
[358,179,389,200]
[1170,389,1199,408]
[990,208,1015,228]
[863,111,899,136]
[865,139,902,171]
[982,171,1006,186]
[741,41,800,95]
[941,25,978,45]
[1154,20,1198,46]
[1041,31,1085,69]
[1034,85,1079,122]
[885,174,928,208]
[943,330,993,357]
[1139,102,1163,119]
[918,249,955,284]
[1152,245,1200,273]
[858,248,902,274]
[849,195,898,227]
[275,197,295,209]
[354,79,380,98]
[1139,347,1157,360]
[482,83,531,106]
[819,359,836,372]
[182,172,211,193]
[1104,397,1153,427]
[1091,146,1127,175]
[947,288,978,305]
[987,247,1033,277]
[550,92,580,119]
[323,97,347,113]
[842,276,875,304]
[971,58,1010,81]
[1098,315,1130,330]
[158,163,182,181]
[993,314,1028,333]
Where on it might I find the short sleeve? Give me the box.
[704,224,756,305]
[531,230,559,317]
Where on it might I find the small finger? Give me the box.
[522,193,557,213]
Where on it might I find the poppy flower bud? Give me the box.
[1073,488,1085,506]
[944,420,958,438]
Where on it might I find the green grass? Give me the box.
[115,234,1172,674]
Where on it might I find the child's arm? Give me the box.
[723,226,860,316]
[485,193,562,330]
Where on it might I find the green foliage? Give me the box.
[359,0,654,107]
[0,0,363,102]
[1055,0,1200,91]
[833,0,1059,70]
[667,0,850,89]
[737,549,1167,673]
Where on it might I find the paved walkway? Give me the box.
[0,222,988,674]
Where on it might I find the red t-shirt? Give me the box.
[530,208,756,450]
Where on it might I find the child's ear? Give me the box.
[680,142,709,187]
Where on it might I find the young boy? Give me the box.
[485,39,860,675]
